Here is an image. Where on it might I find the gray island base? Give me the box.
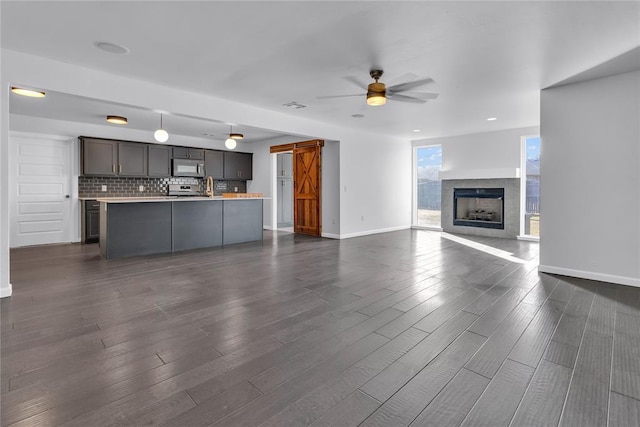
[98,198,264,259]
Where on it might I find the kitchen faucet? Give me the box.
[205,175,214,198]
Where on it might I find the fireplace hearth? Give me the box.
[453,188,504,229]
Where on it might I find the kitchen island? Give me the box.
[98,197,266,259]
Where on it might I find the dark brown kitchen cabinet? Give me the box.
[204,150,224,179]
[148,145,171,177]
[81,137,147,177]
[223,151,253,180]
[118,142,148,176]
[82,138,118,176]
[172,147,204,160]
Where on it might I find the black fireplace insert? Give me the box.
[453,188,505,229]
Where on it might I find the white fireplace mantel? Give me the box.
[439,168,520,180]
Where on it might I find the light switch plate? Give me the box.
[139,185,144,192]
[101,185,107,192]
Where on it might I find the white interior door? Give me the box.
[10,135,73,247]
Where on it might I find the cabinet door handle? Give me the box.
[112,164,116,173]
[119,165,122,173]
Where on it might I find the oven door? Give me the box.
[172,159,204,177]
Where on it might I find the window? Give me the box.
[522,136,540,237]
[416,145,442,227]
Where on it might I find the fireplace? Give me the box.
[453,188,504,229]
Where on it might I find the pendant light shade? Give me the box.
[225,125,242,149]
[154,114,169,142]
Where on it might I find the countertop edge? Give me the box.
[96,197,270,203]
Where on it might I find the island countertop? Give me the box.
[97,196,269,203]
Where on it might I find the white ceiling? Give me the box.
[2,1,639,141]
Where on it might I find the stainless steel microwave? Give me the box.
[172,158,205,177]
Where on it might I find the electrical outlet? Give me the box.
[332,219,336,224]
[361,215,364,221]
[234,187,238,192]
[101,185,107,192]
[139,185,144,192]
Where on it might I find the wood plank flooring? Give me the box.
[2,229,640,426]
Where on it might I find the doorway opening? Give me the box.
[270,140,323,236]
[276,152,294,233]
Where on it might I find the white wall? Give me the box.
[0,48,413,295]
[539,70,640,287]
[413,126,539,174]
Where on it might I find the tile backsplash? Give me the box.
[79,176,247,198]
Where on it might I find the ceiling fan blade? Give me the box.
[389,91,439,100]
[343,76,368,90]
[387,78,434,93]
[386,93,427,104]
[316,93,364,99]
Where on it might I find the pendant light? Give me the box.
[225,125,243,150]
[154,113,169,142]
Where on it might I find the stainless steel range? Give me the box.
[167,184,201,197]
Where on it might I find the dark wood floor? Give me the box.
[2,229,640,426]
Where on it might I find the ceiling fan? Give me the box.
[317,70,439,106]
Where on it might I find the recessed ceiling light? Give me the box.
[487,117,497,121]
[351,114,365,118]
[106,115,127,125]
[11,86,46,98]
[94,41,129,55]
[413,129,421,132]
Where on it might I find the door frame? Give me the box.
[9,131,79,247]
[270,140,324,235]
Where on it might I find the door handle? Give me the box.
[65,194,70,199]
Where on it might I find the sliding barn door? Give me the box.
[293,143,322,236]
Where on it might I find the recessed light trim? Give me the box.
[11,86,46,98]
[487,117,497,121]
[352,114,365,118]
[413,129,421,132]
[94,41,129,55]
[106,115,127,125]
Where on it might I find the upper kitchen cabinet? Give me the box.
[223,151,253,180]
[172,147,204,160]
[118,142,148,176]
[81,137,147,177]
[148,145,172,177]
[277,153,293,178]
[81,137,118,176]
[204,150,224,179]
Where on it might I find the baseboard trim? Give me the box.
[263,225,274,230]
[538,265,640,288]
[412,225,443,232]
[339,225,411,240]
[0,284,13,298]
[321,232,340,239]
[517,235,540,242]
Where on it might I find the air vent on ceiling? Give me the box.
[283,101,307,109]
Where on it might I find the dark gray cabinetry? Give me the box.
[84,200,100,243]
[100,202,173,259]
[172,201,223,251]
[223,200,262,244]
[82,138,148,177]
[173,147,204,160]
[223,152,253,180]
[148,145,171,177]
[204,150,224,178]
[118,142,148,176]
[82,138,118,176]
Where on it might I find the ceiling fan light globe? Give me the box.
[225,138,237,149]
[367,93,387,106]
[154,128,169,142]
